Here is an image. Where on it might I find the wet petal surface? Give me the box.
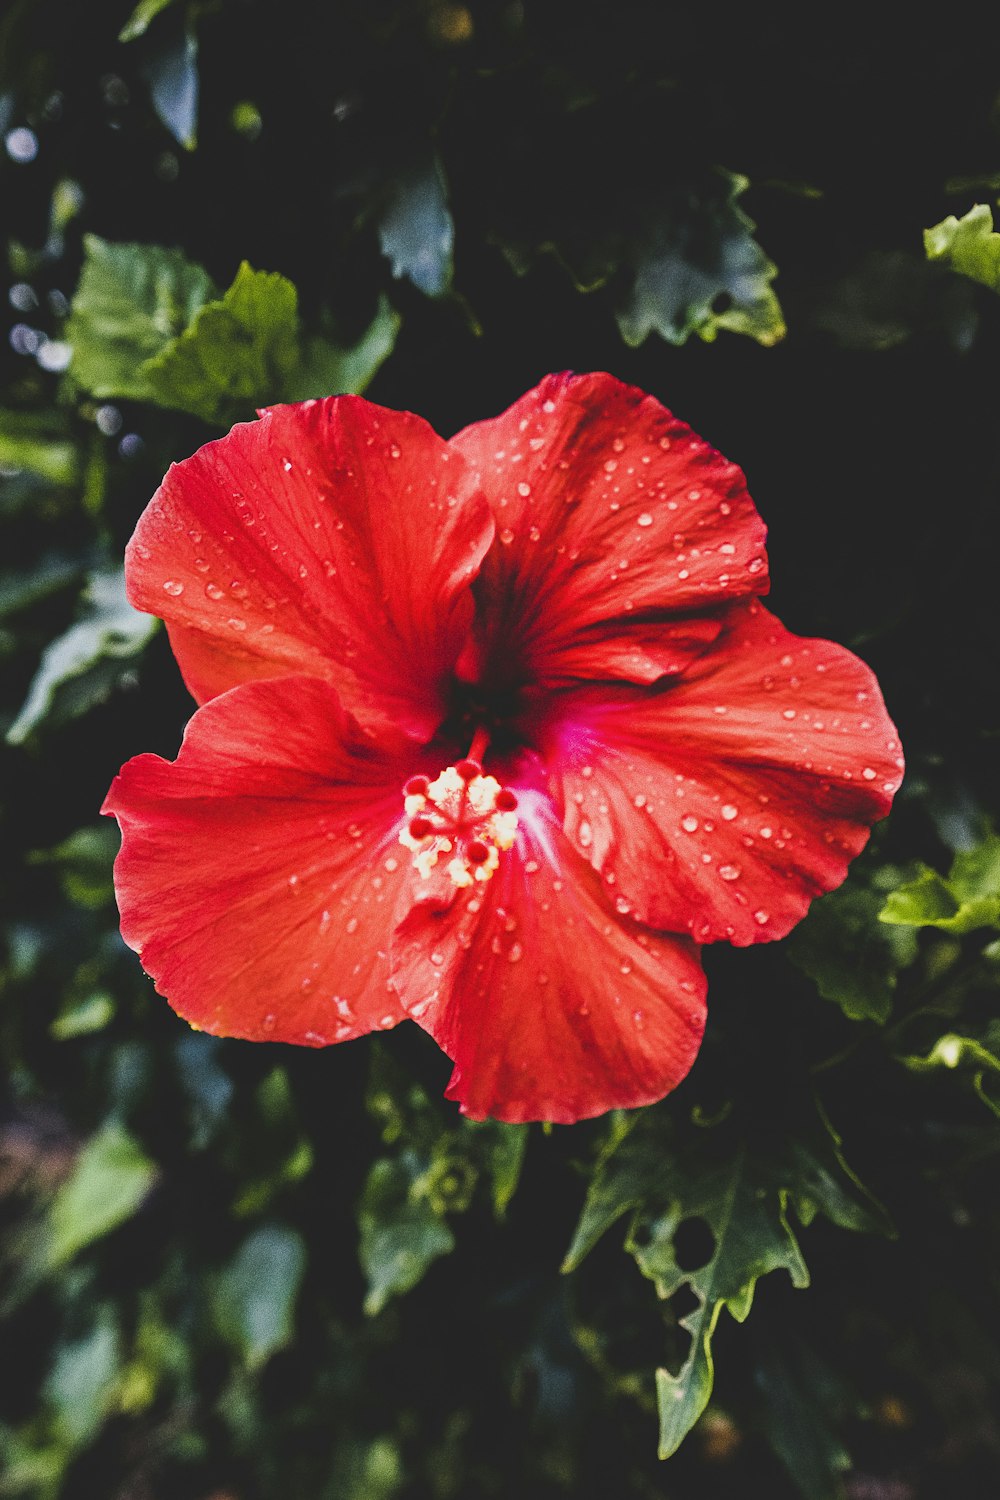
[104,676,416,1044]
[392,794,707,1123]
[549,602,903,945]
[450,371,768,689]
[127,397,494,738]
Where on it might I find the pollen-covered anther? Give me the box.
[399,763,519,887]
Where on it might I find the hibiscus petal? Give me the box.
[391,794,707,1124]
[103,676,417,1045]
[450,371,767,687]
[127,398,494,738]
[549,602,904,946]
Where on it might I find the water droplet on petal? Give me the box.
[718,864,741,881]
[681,814,699,833]
[162,578,184,596]
[754,909,769,925]
[721,804,738,820]
[637,512,653,527]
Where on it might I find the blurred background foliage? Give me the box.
[2,3,1000,1497]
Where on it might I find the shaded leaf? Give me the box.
[7,569,157,743]
[43,1307,121,1448]
[286,297,401,402]
[562,1111,662,1272]
[213,1224,307,1370]
[66,236,216,400]
[0,553,82,620]
[924,203,1000,293]
[788,878,918,1023]
[898,1028,1000,1117]
[358,1152,455,1317]
[48,1123,157,1266]
[755,1335,851,1500]
[880,833,1000,934]
[140,20,198,150]
[379,155,454,297]
[628,1145,808,1459]
[142,261,299,423]
[618,171,785,348]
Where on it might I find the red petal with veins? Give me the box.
[450,371,767,688]
[127,398,494,740]
[391,793,707,1123]
[103,676,417,1045]
[550,601,903,945]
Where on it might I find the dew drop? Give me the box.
[753,909,769,925]
[345,916,359,935]
[389,443,401,459]
[633,794,647,809]
[721,804,738,821]
[718,864,741,881]
[162,579,184,596]
[578,820,593,848]
[517,480,531,496]
[499,527,514,545]
[637,512,653,527]
[227,617,246,631]
[508,942,523,963]
[430,950,445,967]
[862,766,877,780]
[681,814,699,833]
[205,582,224,600]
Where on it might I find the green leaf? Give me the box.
[286,296,401,402]
[29,822,120,908]
[142,262,299,423]
[481,1121,529,1218]
[0,410,79,485]
[618,171,785,348]
[879,833,1000,934]
[898,1029,1000,1117]
[630,1145,808,1459]
[379,155,454,298]
[755,1336,852,1500]
[119,0,179,42]
[213,1224,307,1370]
[0,553,82,620]
[358,1152,455,1317]
[924,203,1000,293]
[66,235,217,400]
[7,569,158,743]
[788,878,918,1023]
[43,1307,121,1448]
[48,1123,157,1266]
[780,1101,893,1237]
[562,1112,662,1272]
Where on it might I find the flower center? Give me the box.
[399,757,519,890]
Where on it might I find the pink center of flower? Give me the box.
[399,759,519,889]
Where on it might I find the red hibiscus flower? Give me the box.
[102,372,903,1124]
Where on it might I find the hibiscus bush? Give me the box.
[3,5,1000,1498]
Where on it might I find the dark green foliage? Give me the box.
[3,4,1000,1498]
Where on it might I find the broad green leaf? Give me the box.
[358,1152,455,1316]
[43,1307,121,1448]
[880,833,1000,934]
[788,879,917,1023]
[48,1123,157,1266]
[286,297,401,402]
[50,992,116,1040]
[66,236,217,400]
[618,171,785,348]
[924,203,1000,293]
[0,410,79,485]
[379,155,454,297]
[7,569,157,743]
[629,1145,808,1459]
[213,1224,307,1370]
[899,1028,1000,1117]
[119,0,179,42]
[29,822,119,908]
[142,262,299,423]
